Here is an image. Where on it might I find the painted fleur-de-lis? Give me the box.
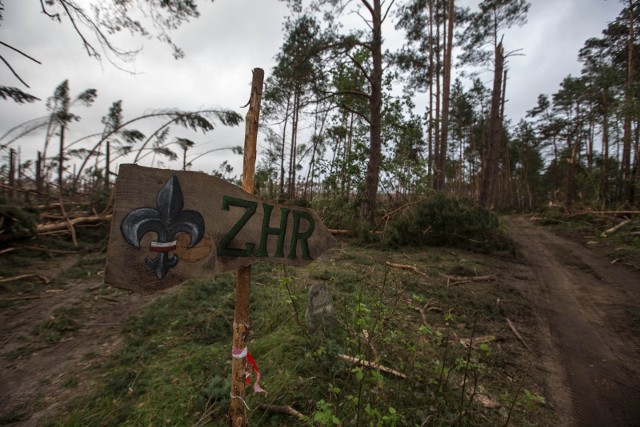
[120,175,205,279]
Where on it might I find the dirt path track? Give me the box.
[507,215,640,427]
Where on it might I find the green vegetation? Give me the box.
[51,245,551,426]
[383,195,513,253]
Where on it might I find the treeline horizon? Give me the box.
[1,0,638,224]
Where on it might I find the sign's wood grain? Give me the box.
[105,164,335,293]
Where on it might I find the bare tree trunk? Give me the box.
[623,0,634,203]
[8,148,16,199]
[344,113,354,201]
[288,88,300,199]
[432,0,441,190]
[566,135,577,210]
[105,140,111,191]
[500,68,511,207]
[437,0,454,191]
[479,42,504,208]
[470,131,479,199]
[567,103,583,210]
[634,114,640,205]
[361,0,383,223]
[279,95,291,200]
[633,113,640,206]
[304,105,329,200]
[182,144,188,171]
[427,0,434,177]
[58,125,65,190]
[587,110,595,174]
[36,151,43,194]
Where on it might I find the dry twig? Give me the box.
[339,354,407,379]
[506,318,529,349]
[0,274,49,285]
[439,273,495,286]
[374,197,430,232]
[0,295,46,301]
[256,403,306,420]
[385,261,429,278]
[458,335,496,348]
[57,192,78,247]
[601,219,631,237]
[328,229,350,236]
[36,214,112,234]
[14,245,78,254]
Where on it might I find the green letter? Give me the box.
[217,195,257,257]
[288,210,315,260]
[256,203,290,258]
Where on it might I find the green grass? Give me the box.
[50,245,552,426]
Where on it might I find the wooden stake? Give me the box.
[229,68,264,427]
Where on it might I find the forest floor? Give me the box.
[0,215,639,425]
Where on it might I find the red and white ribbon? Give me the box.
[232,346,267,395]
[149,240,177,252]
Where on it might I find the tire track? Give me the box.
[506,216,640,427]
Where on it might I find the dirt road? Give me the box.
[506,216,640,427]
[0,262,158,426]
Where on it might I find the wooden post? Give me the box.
[229,68,264,427]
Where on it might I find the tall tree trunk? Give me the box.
[182,144,187,171]
[634,114,640,205]
[623,0,635,203]
[600,91,610,205]
[479,42,504,208]
[58,125,65,190]
[587,113,594,174]
[432,0,441,190]
[361,0,383,223]
[567,103,583,210]
[427,0,434,177]
[288,88,300,198]
[344,113,355,201]
[437,0,454,191]
[279,95,291,200]
[8,148,16,200]
[567,136,578,210]
[470,130,479,199]
[36,151,43,194]
[304,106,329,200]
[105,140,111,191]
[500,68,511,207]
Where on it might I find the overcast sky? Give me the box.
[0,0,623,178]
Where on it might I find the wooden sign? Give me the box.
[105,164,335,293]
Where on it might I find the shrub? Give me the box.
[383,194,512,253]
[0,198,39,236]
[311,196,361,231]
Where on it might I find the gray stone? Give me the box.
[306,283,336,333]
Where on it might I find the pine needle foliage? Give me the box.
[383,195,513,253]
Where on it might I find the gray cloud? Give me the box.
[0,0,624,178]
